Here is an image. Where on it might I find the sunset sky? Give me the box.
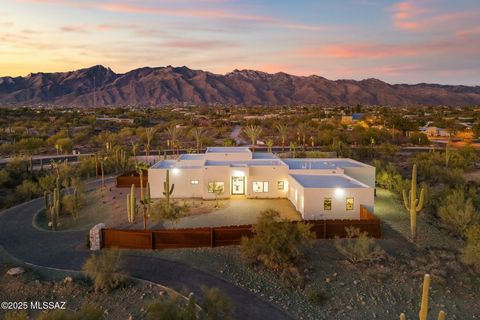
[1,0,479,85]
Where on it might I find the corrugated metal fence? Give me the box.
[102,205,381,250]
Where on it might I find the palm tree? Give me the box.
[166,125,180,154]
[298,123,307,152]
[275,123,288,152]
[144,127,158,157]
[136,162,149,201]
[190,127,205,153]
[289,142,297,158]
[243,125,262,152]
[266,139,273,153]
[131,142,138,167]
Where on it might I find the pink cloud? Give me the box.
[96,3,273,22]
[456,26,480,38]
[390,1,472,31]
[295,38,480,60]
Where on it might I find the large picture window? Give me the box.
[253,181,269,193]
[208,182,225,193]
[346,197,354,210]
[324,198,332,211]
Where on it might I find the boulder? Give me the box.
[6,267,25,276]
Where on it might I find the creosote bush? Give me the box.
[241,209,315,287]
[146,286,232,320]
[439,189,479,237]
[335,226,384,263]
[82,249,124,292]
[462,224,480,272]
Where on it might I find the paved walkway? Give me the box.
[0,180,291,320]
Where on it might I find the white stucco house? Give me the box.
[148,147,375,220]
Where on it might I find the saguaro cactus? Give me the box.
[49,187,60,230]
[127,184,137,223]
[399,274,447,320]
[402,164,425,242]
[163,169,175,208]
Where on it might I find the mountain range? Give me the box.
[0,65,479,107]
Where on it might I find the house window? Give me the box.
[324,198,332,211]
[208,182,225,193]
[277,181,285,190]
[253,181,269,193]
[346,197,354,210]
[191,180,199,185]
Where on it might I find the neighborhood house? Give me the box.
[149,147,375,220]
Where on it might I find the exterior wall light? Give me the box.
[334,187,345,198]
[172,168,180,175]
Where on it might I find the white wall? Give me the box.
[247,165,289,198]
[148,168,203,198]
[302,187,374,220]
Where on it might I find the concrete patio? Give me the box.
[164,198,301,229]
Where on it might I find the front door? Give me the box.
[231,176,245,195]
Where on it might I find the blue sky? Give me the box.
[1,0,479,85]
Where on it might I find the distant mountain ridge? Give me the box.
[0,65,479,107]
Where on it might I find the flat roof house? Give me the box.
[149,147,375,220]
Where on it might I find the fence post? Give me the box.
[89,223,105,250]
[210,228,214,248]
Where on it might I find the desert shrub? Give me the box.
[145,294,196,320]
[0,169,10,186]
[72,304,103,320]
[304,285,326,305]
[439,189,479,237]
[82,249,124,292]
[4,311,29,320]
[38,173,57,192]
[462,224,480,272]
[152,200,189,224]
[199,285,232,320]
[241,209,315,286]
[14,179,41,201]
[36,310,70,320]
[335,227,384,263]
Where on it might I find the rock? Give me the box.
[7,267,25,276]
[325,277,331,283]
[63,276,73,284]
[353,280,359,285]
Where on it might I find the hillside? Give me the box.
[0,65,479,106]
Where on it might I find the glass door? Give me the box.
[231,176,245,195]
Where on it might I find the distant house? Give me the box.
[149,147,375,220]
[96,117,134,124]
[341,113,364,124]
[423,126,450,137]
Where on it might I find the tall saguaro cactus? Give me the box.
[402,164,425,242]
[399,274,447,320]
[127,184,137,223]
[163,169,175,208]
[49,187,60,230]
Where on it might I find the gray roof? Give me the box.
[289,174,368,188]
[206,147,251,153]
[179,154,205,160]
[205,160,285,167]
[282,159,365,170]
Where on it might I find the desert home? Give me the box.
[149,147,375,220]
